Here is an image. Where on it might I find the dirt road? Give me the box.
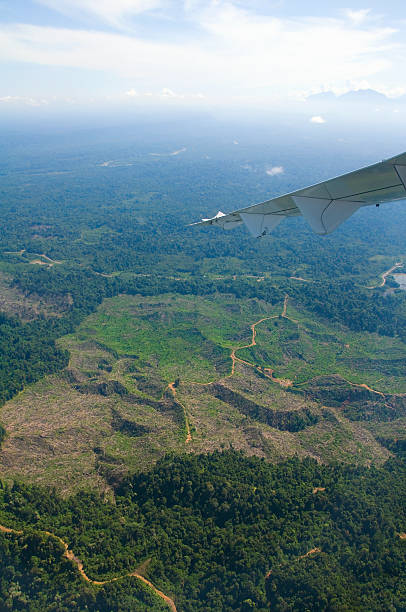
[367,261,403,289]
[265,547,321,579]
[0,524,177,611]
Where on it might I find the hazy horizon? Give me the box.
[1,1,406,116]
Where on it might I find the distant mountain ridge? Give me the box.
[307,88,405,105]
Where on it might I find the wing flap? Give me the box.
[293,197,362,235]
[240,212,284,237]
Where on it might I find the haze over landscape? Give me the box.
[0,2,405,611]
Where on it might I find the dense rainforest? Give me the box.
[0,452,405,611]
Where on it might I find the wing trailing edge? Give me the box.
[192,152,406,238]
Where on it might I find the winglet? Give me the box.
[188,211,225,226]
[190,211,243,230]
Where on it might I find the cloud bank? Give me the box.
[0,2,404,108]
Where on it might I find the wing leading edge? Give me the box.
[192,152,406,237]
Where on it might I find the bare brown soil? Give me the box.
[0,272,66,320]
[343,380,385,397]
[4,249,26,256]
[0,524,22,534]
[299,547,321,559]
[36,253,62,264]
[367,261,403,289]
[0,293,398,493]
[265,547,321,579]
[29,253,62,267]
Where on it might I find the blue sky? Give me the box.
[1,1,405,110]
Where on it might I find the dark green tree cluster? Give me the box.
[290,280,406,339]
[0,312,68,406]
[0,452,405,611]
[0,530,168,611]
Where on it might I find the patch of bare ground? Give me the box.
[28,253,62,267]
[399,533,406,540]
[0,272,67,320]
[36,253,62,265]
[219,362,318,413]
[313,487,326,494]
[299,547,321,559]
[0,294,400,492]
[135,557,152,576]
[177,365,323,462]
[263,368,293,387]
[0,370,182,495]
[0,524,22,534]
[297,408,391,466]
[366,261,403,289]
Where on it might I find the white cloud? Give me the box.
[125,87,204,100]
[161,87,180,98]
[310,115,326,123]
[266,166,284,176]
[0,5,402,106]
[0,95,49,106]
[344,9,371,26]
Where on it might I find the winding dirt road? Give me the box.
[265,547,321,579]
[367,261,403,289]
[229,295,295,386]
[185,293,387,396]
[231,314,278,372]
[0,524,177,611]
[151,293,393,448]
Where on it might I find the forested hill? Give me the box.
[0,452,405,611]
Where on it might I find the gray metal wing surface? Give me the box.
[192,151,406,237]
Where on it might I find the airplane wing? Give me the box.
[192,151,406,237]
